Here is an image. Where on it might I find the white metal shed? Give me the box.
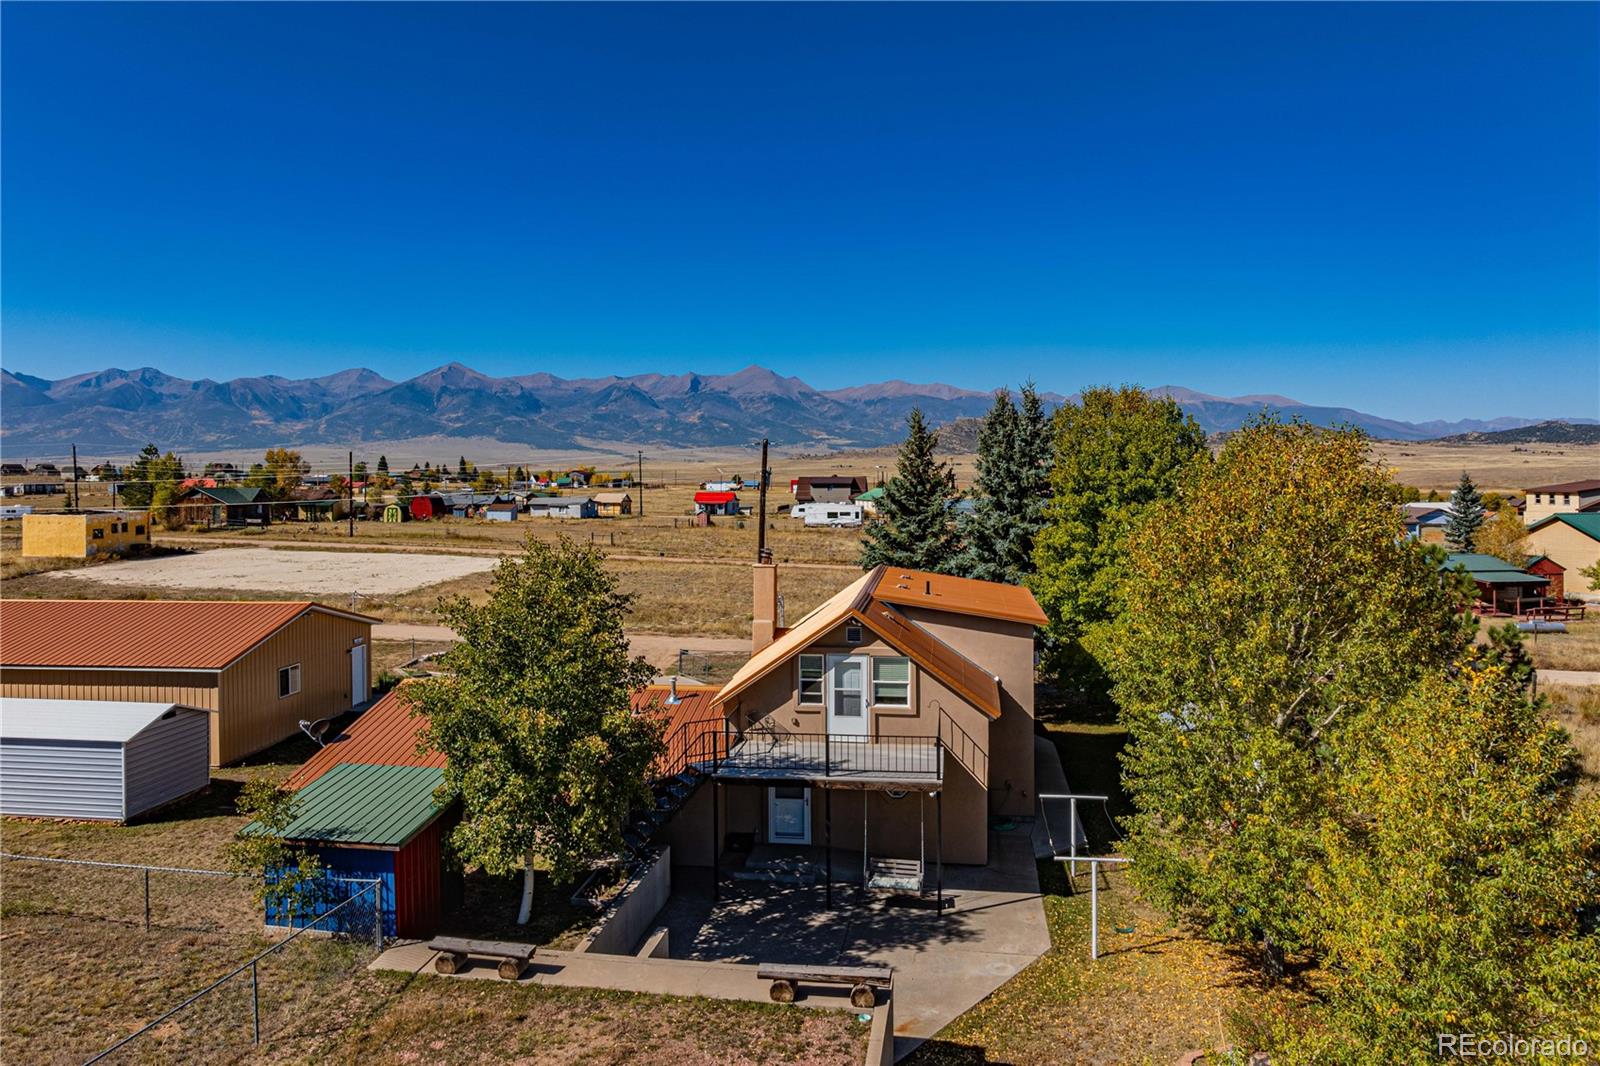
[0,698,211,821]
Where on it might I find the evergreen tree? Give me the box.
[949,383,1053,584]
[1444,470,1486,551]
[458,456,470,479]
[859,408,960,572]
[376,455,389,474]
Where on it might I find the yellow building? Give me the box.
[21,511,151,559]
[1525,514,1600,600]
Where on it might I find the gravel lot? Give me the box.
[51,547,497,596]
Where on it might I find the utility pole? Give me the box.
[637,450,645,517]
[71,444,80,511]
[757,437,769,562]
[347,451,355,538]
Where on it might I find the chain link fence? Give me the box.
[0,853,383,1064]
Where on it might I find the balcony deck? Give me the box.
[700,731,943,788]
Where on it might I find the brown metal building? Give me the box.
[0,599,376,765]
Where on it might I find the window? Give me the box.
[135,525,146,535]
[278,664,301,698]
[798,654,824,705]
[872,656,910,707]
[845,624,863,645]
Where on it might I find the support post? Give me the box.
[825,787,832,909]
[373,882,383,952]
[348,451,355,537]
[143,867,151,931]
[936,789,944,915]
[1069,796,1078,878]
[1090,868,1099,960]
[637,450,644,517]
[711,780,720,901]
[251,960,260,1043]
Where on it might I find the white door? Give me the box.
[826,654,869,740]
[350,643,369,707]
[768,786,811,844]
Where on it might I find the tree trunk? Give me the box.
[517,851,537,924]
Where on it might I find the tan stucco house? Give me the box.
[653,563,1044,898]
[1522,479,1600,525]
[1524,514,1600,600]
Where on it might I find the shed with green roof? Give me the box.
[248,761,459,938]
[1442,552,1549,615]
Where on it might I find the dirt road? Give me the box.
[371,622,749,670]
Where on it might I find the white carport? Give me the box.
[0,698,211,821]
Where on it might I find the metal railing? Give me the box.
[936,708,989,785]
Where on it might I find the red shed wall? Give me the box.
[392,809,458,938]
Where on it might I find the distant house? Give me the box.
[483,500,519,522]
[593,491,633,517]
[0,698,211,822]
[694,491,741,516]
[31,463,60,478]
[855,486,886,515]
[793,475,868,504]
[703,479,742,493]
[1525,513,1600,600]
[174,485,270,527]
[0,463,28,477]
[4,482,63,497]
[290,485,341,521]
[1442,552,1549,615]
[526,496,597,519]
[1400,502,1451,544]
[1522,479,1600,524]
[21,511,150,558]
[0,598,376,765]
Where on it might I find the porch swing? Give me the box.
[862,789,928,894]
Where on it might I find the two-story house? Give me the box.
[656,561,1044,899]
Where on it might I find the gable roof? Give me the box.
[182,485,264,505]
[593,492,632,504]
[1524,479,1600,495]
[1442,553,1548,585]
[284,683,444,790]
[246,762,448,848]
[0,698,209,744]
[714,566,1031,720]
[0,599,377,670]
[1527,512,1600,542]
[871,568,1050,627]
[694,491,738,505]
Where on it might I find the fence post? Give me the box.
[251,960,260,1043]
[143,868,151,931]
[372,883,383,953]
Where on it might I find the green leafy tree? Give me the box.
[226,780,329,921]
[472,469,500,493]
[1474,501,1529,566]
[1106,419,1473,972]
[353,460,368,481]
[1444,470,1485,551]
[1030,385,1206,693]
[119,443,184,509]
[950,384,1053,584]
[1296,666,1600,1062]
[859,408,960,572]
[410,537,662,923]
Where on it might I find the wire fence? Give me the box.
[0,853,384,1065]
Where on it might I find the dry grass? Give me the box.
[1544,684,1600,799]
[1369,440,1600,496]
[287,973,868,1066]
[1520,617,1600,673]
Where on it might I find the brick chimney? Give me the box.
[752,560,779,653]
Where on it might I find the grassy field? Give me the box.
[1519,616,1600,672]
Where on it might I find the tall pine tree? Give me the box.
[949,383,1053,584]
[1445,470,1485,551]
[859,408,960,572]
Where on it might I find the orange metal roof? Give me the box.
[870,568,1049,627]
[284,683,445,789]
[632,683,722,733]
[0,599,377,670]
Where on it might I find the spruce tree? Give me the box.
[859,408,960,572]
[1445,470,1485,552]
[377,455,389,474]
[949,383,1053,584]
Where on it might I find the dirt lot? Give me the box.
[1370,439,1600,495]
[41,546,497,596]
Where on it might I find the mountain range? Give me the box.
[1,363,1593,457]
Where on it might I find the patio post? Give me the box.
[936,788,943,915]
[825,787,832,908]
[712,779,720,901]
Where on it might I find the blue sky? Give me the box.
[3,3,1596,421]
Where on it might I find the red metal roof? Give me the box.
[0,599,376,670]
[633,683,723,777]
[285,683,445,789]
[693,491,737,505]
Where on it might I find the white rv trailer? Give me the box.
[804,503,864,528]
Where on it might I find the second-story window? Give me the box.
[798,654,825,705]
[872,656,910,707]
